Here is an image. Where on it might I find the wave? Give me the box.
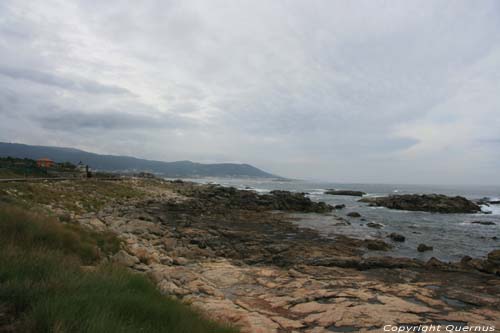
[480,204,500,215]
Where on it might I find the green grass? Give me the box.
[0,205,237,333]
[0,180,146,213]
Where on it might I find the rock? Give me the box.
[334,204,346,210]
[306,256,362,268]
[361,256,423,269]
[471,221,496,225]
[178,184,333,213]
[268,190,333,213]
[364,239,392,251]
[325,189,366,196]
[162,237,177,251]
[475,197,500,205]
[487,249,500,264]
[461,252,500,276]
[112,250,140,267]
[426,257,447,269]
[347,212,361,218]
[160,256,173,265]
[173,257,190,266]
[367,222,383,229]
[461,255,472,261]
[270,316,305,329]
[388,233,405,242]
[417,244,433,252]
[359,194,481,214]
[129,246,160,264]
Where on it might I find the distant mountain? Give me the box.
[0,142,279,178]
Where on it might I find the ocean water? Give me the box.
[177,178,500,262]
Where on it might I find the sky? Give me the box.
[0,1,499,185]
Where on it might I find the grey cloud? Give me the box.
[0,67,130,95]
[1,1,500,184]
[36,109,193,131]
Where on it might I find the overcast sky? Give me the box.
[1,1,499,184]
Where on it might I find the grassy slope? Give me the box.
[0,180,146,213]
[0,202,236,332]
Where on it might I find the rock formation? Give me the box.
[359,194,481,213]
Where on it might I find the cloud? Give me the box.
[36,108,194,131]
[0,67,130,95]
[0,0,499,184]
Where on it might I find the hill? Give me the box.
[0,142,278,178]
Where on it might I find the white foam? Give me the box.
[481,204,500,215]
[252,188,271,194]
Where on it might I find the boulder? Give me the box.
[388,233,405,242]
[347,212,361,218]
[334,204,346,210]
[112,250,140,267]
[417,244,433,252]
[425,257,447,269]
[325,189,366,196]
[367,222,384,229]
[359,194,481,214]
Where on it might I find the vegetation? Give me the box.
[0,142,277,178]
[0,180,146,213]
[0,157,79,179]
[0,157,49,179]
[0,205,237,332]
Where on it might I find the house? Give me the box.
[76,161,87,172]
[36,158,54,168]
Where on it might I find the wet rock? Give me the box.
[325,189,366,196]
[488,249,500,264]
[471,221,496,225]
[475,197,500,205]
[426,257,447,269]
[306,256,362,268]
[367,222,383,229]
[361,256,423,269]
[418,244,433,252]
[364,239,392,251]
[388,233,406,242]
[461,255,472,264]
[177,184,333,213]
[347,212,361,218]
[334,204,346,210]
[359,194,481,213]
[268,190,333,213]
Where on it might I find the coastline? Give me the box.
[2,177,499,332]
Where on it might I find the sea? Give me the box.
[174,178,500,262]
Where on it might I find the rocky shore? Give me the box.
[359,194,482,214]
[7,178,500,332]
[324,189,366,197]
